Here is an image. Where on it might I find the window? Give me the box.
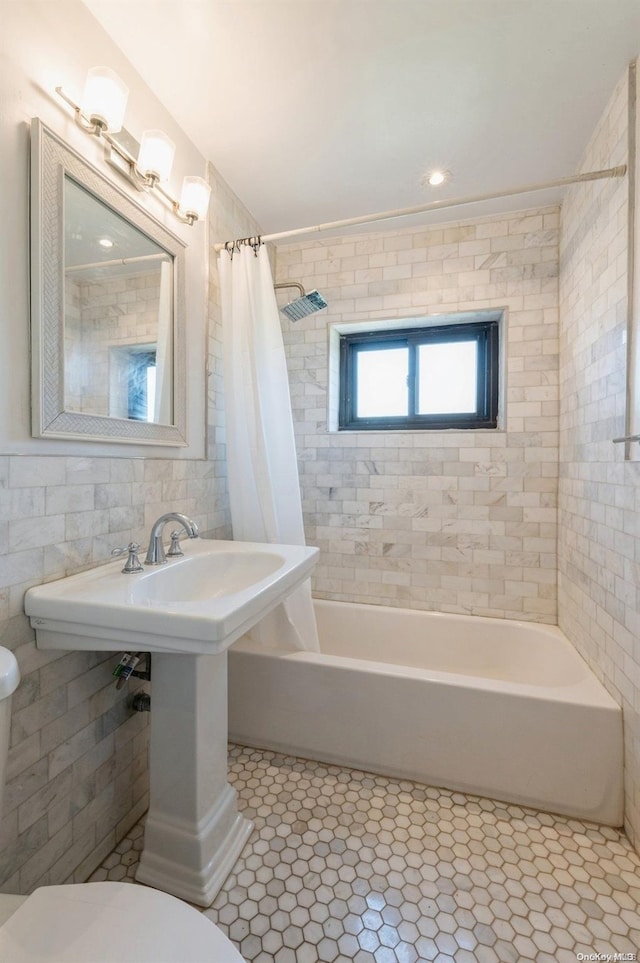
[126,349,157,422]
[109,344,157,422]
[339,318,499,430]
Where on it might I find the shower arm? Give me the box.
[215,165,626,251]
[274,282,306,298]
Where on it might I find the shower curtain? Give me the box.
[219,243,319,652]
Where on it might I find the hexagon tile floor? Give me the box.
[89,744,640,962]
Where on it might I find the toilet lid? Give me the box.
[0,882,245,963]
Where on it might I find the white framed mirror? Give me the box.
[30,118,188,446]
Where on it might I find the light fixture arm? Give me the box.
[56,86,105,136]
[54,84,205,227]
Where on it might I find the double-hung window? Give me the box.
[338,317,499,430]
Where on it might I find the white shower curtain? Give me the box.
[219,243,319,652]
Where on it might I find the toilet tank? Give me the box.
[0,648,20,812]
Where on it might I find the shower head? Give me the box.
[280,290,328,321]
[274,282,328,322]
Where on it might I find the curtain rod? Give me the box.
[214,165,626,251]
[65,252,171,272]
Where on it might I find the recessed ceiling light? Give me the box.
[422,169,451,188]
[98,237,114,249]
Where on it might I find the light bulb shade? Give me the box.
[80,67,129,132]
[137,129,175,183]
[179,176,211,220]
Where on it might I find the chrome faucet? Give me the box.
[145,513,199,565]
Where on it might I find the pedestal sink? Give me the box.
[25,539,318,906]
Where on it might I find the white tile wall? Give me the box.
[0,455,222,894]
[275,208,560,621]
[0,160,259,894]
[558,68,640,845]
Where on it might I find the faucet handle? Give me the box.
[166,531,184,558]
[112,543,144,574]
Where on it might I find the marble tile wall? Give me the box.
[275,209,560,621]
[0,161,259,894]
[0,455,225,895]
[558,69,640,845]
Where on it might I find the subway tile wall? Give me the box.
[0,160,258,894]
[275,208,560,621]
[558,70,640,845]
[0,456,214,894]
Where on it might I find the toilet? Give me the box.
[0,647,245,963]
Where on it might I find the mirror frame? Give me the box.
[30,118,188,446]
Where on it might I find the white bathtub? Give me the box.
[228,599,623,825]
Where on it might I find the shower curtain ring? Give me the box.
[250,236,262,256]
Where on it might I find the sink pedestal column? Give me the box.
[136,651,253,906]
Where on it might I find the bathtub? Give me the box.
[228,600,623,825]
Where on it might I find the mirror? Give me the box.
[64,179,174,424]
[31,119,188,446]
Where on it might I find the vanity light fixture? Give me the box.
[80,67,129,134]
[55,67,210,226]
[179,176,212,222]
[137,129,176,186]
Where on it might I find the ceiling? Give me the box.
[83,0,640,241]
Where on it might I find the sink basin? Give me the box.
[131,550,284,604]
[25,539,319,655]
